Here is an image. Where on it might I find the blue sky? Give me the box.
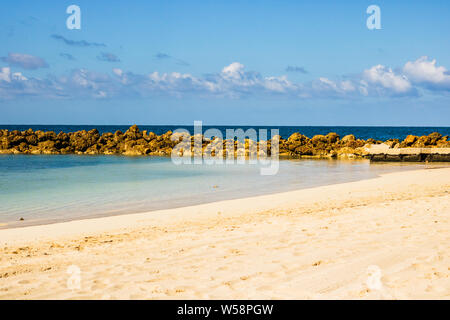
[0,0,449,125]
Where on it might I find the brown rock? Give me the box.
[287,132,303,143]
[311,134,327,146]
[428,132,442,145]
[38,140,55,149]
[85,144,101,155]
[25,135,38,145]
[341,134,355,144]
[0,135,11,149]
[23,128,34,136]
[384,139,399,148]
[403,135,418,146]
[124,125,143,140]
[143,131,157,142]
[18,142,29,152]
[11,135,26,146]
[294,145,313,155]
[326,132,340,144]
[56,131,70,142]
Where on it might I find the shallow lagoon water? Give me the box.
[0,154,440,228]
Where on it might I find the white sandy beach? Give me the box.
[0,167,449,299]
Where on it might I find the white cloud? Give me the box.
[403,56,450,90]
[263,75,295,93]
[358,80,369,96]
[363,65,412,94]
[310,77,357,97]
[112,68,123,77]
[1,57,449,100]
[12,72,27,81]
[340,80,356,92]
[0,67,11,82]
[221,62,245,79]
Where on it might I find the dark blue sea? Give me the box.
[1,125,450,141]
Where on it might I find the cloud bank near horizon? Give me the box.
[0,56,449,100]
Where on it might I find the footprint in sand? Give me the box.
[18,279,31,284]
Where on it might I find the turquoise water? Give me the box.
[0,155,438,228]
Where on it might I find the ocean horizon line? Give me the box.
[1,124,450,128]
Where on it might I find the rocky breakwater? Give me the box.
[368,132,450,162]
[0,125,175,156]
[279,132,371,158]
[0,126,449,161]
[278,132,449,160]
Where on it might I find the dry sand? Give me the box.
[0,167,449,299]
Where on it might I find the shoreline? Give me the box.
[1,166,448,243]
[0,167,449,299]
[0,161,441,231]
[2,157,436,230]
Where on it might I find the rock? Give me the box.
[88,128,99,136]
[85,144,101,155]
[0,126,446,160]
[23,128,34,136]
[0,136,11,149]
[436,140,450,148]
[428,132,442,145]
[48,131,57,140]
[412,136,429,148]
[100,140,119,154]
[124,125,142,140]
[384,139,399,148]
[294,145,313,155]
[18,142,29,152]
[11,135,26,146]
[70,137,90,152]
[25,135,38,145]
[341,136,364,149]
[287,132,304,143]
[341,134,355,144]
[38,140,59,154]
[286,133,309,152]
[68,129,99,152]
[38,140,55,149]
[326,132,340,144]
[60,147,73,154]
[128,124,139,133]
[403,135,418,146]
[311,134,327,145]
[113,131,124,143]
[98,132,113,145]
[271,134,281,143]
[143,131,157,141]
[34,130,45,141]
